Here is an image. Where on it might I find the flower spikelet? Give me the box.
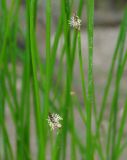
[47,113,63,131]
[69,12,82,30]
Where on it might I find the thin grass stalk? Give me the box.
[61,0,72,159]
[28,0,45,90]
[117,140,127,158]
[51,1,73,159]
[29,0,44,159]
[33,0,38,28]
[52,45,65,101]
[1,0,7,12]
[106,46,125,160]
[51,1,82,158]
[92,80,97,123]
[2,124,14,160]
[0,3,5,53]
[0,0,19,129]
[0,0,15,69]
[0,11,7,153]
[71,0,84,66]
[7,50,20,158]
[106,8,127,158]
[70,3,84,159]
[42,0,52,158]
[44,0,51,109]
[5,87,16,124]
[21,23,30,160]
[114,97,127,160]
[94,139,105,160]
[5,62,19,111]
[111,29,127,160]
[94,9,127,159]
[70,84,78,160]
[111,48,127,160]
[10,0,21,106]
[121,50,127,75]
[0,4,15,157]
[23,80,31,160]
[70,105,77,160]
[0,71,6,159]
[1,0,7,27]
[18,8,31,160]
[68,3,84,158]
[59,1,84,159]
[22,2,31,158]
[3,55,20,159]
[75,97,86,124]
[50,14,63,77]
[77,31,103,159]
[77,32,87,111]
[1,72,14,160]
[8,2,23,159]
[49,98,85,160]
[94,133,104,158]
[86,0,94,159]
[69,121,86,159]
[109,53,123,159]
[98,7,127,129]
[70,31,86,160]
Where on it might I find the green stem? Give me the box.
[98,7,127,129]
[86,0,94,159]
[29,0,44,159]
[42,0,51,157]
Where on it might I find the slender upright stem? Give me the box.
[29,0,44,159]
[86,0,94,159]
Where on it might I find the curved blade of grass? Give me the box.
[98,7,127,129]
[111,51,127,160]
[106,8,127,159]
[114,97,127,159]
[111,32,126,160]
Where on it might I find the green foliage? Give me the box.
[0,0,127,160]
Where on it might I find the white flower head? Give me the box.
[70,91,75,96]
[69,12,82,30]
[47,113,63,131]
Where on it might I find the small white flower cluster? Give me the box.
[70,91,75,96]
[47,113,63,131]
[69,13,82,30]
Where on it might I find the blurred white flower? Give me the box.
[69,13,82,30]
[70,91,75,96]
[47,113,63,131]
